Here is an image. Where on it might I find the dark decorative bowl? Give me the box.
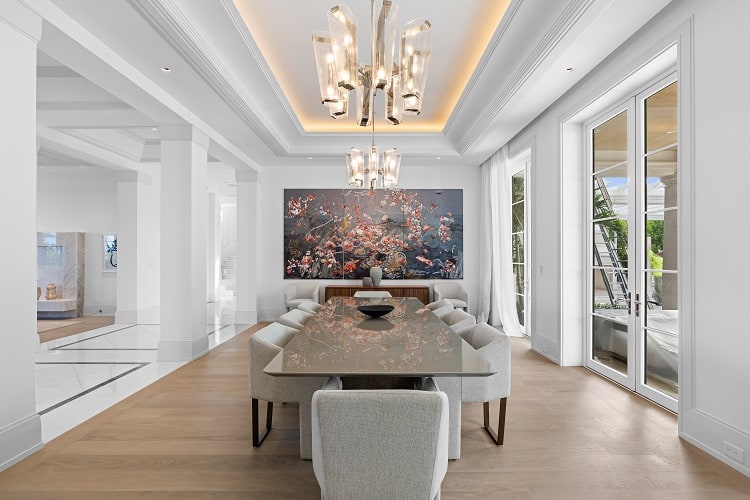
[357,304,394,318]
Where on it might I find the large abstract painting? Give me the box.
[284,188,463,280]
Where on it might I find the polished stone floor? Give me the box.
[36,299,244,443]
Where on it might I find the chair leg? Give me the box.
[252,398,273,447]
[483,397,507,445]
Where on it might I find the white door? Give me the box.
[587,77,679,411]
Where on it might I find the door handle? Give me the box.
[634,293,641,317]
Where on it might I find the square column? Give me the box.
[207,192,220,303]
[235,170,260,324]
[158,125,209,361]
[115,171,160,324]
[0,1,43,471]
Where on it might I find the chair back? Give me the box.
[439,309,476,332]
[297,301,323,314]
[433,282,468,310]
[312,380,449,500]
[459,323,511,402]
[285,283,320,309]
[277,308,313,330]
[426,299,453,311]
[248,323,298,401]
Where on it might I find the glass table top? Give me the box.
[264,296,493,377]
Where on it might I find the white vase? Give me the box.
[369,266,383,287]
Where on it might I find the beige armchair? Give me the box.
[297,301,323,314]
[277,308,313,330]
[247,322,326,456]
[311,377,449,500]
[433,282,468,311]
[438,308,476,332]
[284,282,320,311]
[458,323,511,445]
[426,299,454,318]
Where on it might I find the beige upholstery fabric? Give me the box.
[433,282,468,310]
[277,308,314,330]
[459,323,511,403]
[312,377,449,500]
[247,322,326,457]
[297,301,323,314]
[426,299,453,311]
[353,290,392,298]
[284,283,320,311]
[438,308,476,332]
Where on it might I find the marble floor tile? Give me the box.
[37,299,240,443]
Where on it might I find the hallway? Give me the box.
[36,300,244,443]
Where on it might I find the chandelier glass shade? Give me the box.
[313,0,430,188]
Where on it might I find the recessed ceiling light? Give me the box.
[436,157,441,160]
[161,67,172,73]
[151,127,157,131]
[307,157,313,160]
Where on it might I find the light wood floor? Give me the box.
[2,325,749,499]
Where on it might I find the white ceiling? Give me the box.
[35,0,673,176]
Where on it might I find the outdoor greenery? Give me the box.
[647,220,663,252]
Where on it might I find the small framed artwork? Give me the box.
[103,234,117,272]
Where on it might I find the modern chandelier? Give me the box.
[312,0,432,189]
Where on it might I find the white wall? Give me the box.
[257,164,482,320]
[503,0,750,476]
[37,169,118,315]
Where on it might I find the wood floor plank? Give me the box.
[2,328,749,499]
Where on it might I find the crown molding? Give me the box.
[444,0,522,136]
[458,0,596,153]
[219,0,304,137]
[126,0,287,155]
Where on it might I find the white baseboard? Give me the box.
[0,414,42,472]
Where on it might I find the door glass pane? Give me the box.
[511,169,526,331]
[513,263,525,326]
[593,110,627,173]
[645,82,678,153]
[592,265,629,309]
[512,202,523,233]
[644,329,678,398]
[643,81,678,400]
[592,314,628,375]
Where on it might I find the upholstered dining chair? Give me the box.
[277,308,314,330]
[297,300,323,314]
[284,282,320,311]
[458,323,511,445]
[426,298,454,318]
[311,377,449,500]
[247,322,327,456]
[433,282,468,311]
[438,308,476,332]
[352,290,392,298]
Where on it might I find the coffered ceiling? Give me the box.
[34,0,674,175]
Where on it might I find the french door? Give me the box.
[587,76,679,411]
[511,159,529,335]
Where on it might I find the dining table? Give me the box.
[265,295,494,459]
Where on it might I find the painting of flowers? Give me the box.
[284,188,463,280]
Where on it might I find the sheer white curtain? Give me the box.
[477,146,522,336]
